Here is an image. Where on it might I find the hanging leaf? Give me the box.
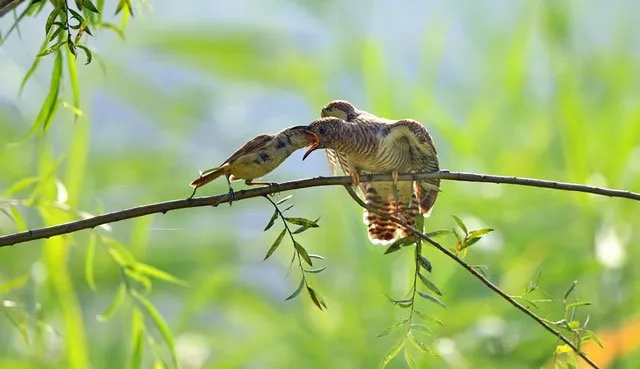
[264,229,286,260]
[417,291,446,309]
[294,240,313,266]
[263,209,278,231]
[379,340,404,368]
[451,215,467,234]
[285,278,305,301]
[375,319,409,338]
[418,273,442,296]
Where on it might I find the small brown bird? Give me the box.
[189,125,310,201]
[304,108,440,243]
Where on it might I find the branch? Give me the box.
[1,170,639,248]
[0,0,25,17]
[340,185,601,369]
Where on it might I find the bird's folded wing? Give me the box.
[224,134,273,163]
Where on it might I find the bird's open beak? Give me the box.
[302,131,320,161]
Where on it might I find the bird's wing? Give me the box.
[223,134,273,164]
[387,119,439,171]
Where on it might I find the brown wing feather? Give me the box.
[223,134,273,164]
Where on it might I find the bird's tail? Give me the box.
[363,184,417,244]
[189,164,229,188]
[414,179,440,216]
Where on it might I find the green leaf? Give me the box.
[375,319,409,338]
[467,228,494,239]
[0,274,29,294]
[306,286,327,310]
[263,209,278,231]
[85,234,96,290]
[136,263,189,287]
[383,242,402,255]
[413,310,444,326]
[8,205,26,232]
[131,291,178,368]
[451,214,467,234]
[583,330,604,348]
[74,44,93,65]
[285,278,304,301]
[410,324,432,335]
[128,309,145,369]
[31,50,63,136]
[37,40,67,57]
[379,340,404,368]
[408,334,432,354]
[100,22,125,39]
[418,273,442,296]
[82,0,99,13]
[115,0,133,15]
[417,255,432,273]
[566,301,591,310]
[417,291,446,309]
[460,236,482,250]
[563,280,578,300]
[97,283,126,322]
[124,268,152,293]
[404,348,419,369]
[303,266,327,274]
[264,229,286,260]
[45,8,60,35]
[292,217,321,234]
[425,229,452,238]
[386,295,414,308]
[284,217,319,228]
[275,195,292,205]
[384,236,416,255]
[294,240,313,266]
[66,47,81,121]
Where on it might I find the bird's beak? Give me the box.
[302,131,320,161]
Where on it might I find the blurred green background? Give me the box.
[1,0,640,368]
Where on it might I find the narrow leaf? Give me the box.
[97,283,126,322]
[418,255,432,273]
[409,324,432,335]
[131,291,178,368]
[263,209,278,231]
[565,301,591,310]
[136,263,189,287]
[460,236,482,250]
[275,195,292,205]
[128,309,145,369]
[306,287,326,310]
[0,274,29,294]
[74,44,93,65]
[467,228,494,239]
[37,40,67,56]
[417,291,446,309]
[264,229,286,260]
[8,205,26,232]
[425,229,452,238]
[375,319,409,338]
[303,266,327,274]
[418,273,442,296]
[285,278,304,301]
[404,348,419,369]
[284,217,319,228]
[451,214,467,234]
[292,217,321,234]
[85,233,96,290]
[413,310,444,326]
[408,335,432,354]
[563,280,578,300]
[82,0,99,13]
[294,240,313,266]
[379,340,404,369]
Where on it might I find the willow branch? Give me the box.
[1,170,639,248]
[341,185,600,369]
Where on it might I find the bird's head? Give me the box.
[302,117,347,160]
[320,100,359,121]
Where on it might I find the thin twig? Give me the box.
[341,185,601,369]
[0,0,25,17]
[0,170,638,248]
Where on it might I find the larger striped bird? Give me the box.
[304,102,440,243]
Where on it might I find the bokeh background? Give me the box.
[1,0,640,368]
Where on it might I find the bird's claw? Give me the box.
[227,187,236,206]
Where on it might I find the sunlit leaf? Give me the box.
[375,319,409,338]
[555,344,573,354]
[0,274,29,294]
[131,291,178,368]
[565,301,591,310]
[418,273,442,296]
[413,310,444,326]
[583,330,604,348]
[425,229,452,238]
[97,283,126,322]
[82,0,99,13]
[66,47,81,119]
[417,292,446,309]
[294,240,313,266]
[264,229,286,260]
[275,195,292,205]
[404,348,419,369]
[467,228,494,239]
[285,278,304,301]
[85,233,96,290]
[451,214,467,234]
[408,334,432,354]
[115,0,133,16]
[306,286,326,310]
[37,40,67,56]
[136,262,189,287]
[128,309,145,369]
[292,217,321,234]
[8,205,26,232]
[379,340,404,368]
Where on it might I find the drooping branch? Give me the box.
[1,170,639,247]
[341,185,601,369]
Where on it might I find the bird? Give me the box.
[303,109,440,243]
[189,125,311,202]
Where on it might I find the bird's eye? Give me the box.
[318,127,328,135]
